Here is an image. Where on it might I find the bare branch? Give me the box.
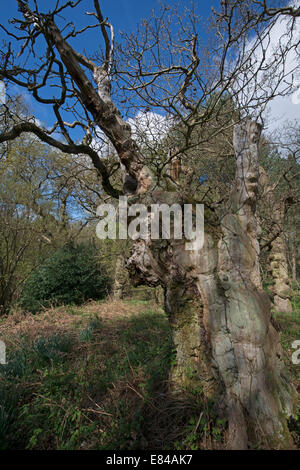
[0,121,121,198]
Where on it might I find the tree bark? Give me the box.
[127,120,296,449]
[269,232,292,313]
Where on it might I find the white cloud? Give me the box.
[126,15,299,147]
[0,80,6,105]
[127,111,170,145]
[230,11,300,133]
[262,15,300,132]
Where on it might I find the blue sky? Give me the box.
[0,1,216,50]
[0,1,217,135]
[0,1,298,138]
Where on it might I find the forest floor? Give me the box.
[0,296,299,450]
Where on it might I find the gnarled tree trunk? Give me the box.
[269,231,292,313]
[127,120,296,449]
[259,167,292,313]
[3,1,297,452]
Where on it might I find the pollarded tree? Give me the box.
[257,125,300,311]
[0,0,299,449]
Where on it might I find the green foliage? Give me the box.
[0,331,76,449]
[33,334,73,364]
[0,385,19,449]
[0,99,113,315]
[0,302,173,450]
[0,332,75,381]
[19,243,111,313]
[2,347,28,379]
[273,295,300,352]
[0,116,70,315]
[0,298,298,450]
[79,315,102,342]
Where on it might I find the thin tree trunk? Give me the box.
[113,254,129,300]
[291,243,297,282]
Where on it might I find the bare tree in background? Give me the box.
[0,0,299,449]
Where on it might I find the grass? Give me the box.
[0,299,174,450]
[0,296,299,450]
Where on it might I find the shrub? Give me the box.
[19,243,111,313]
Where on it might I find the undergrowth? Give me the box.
[0,297,298,450]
